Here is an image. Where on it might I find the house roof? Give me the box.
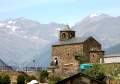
[56,72,105,84]
[53,36,93,46]
[104,53,120,58]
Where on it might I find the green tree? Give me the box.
[74,52,86,64]
[1,74,11,84]
[0,75,2,84]
[39,70,48,83]
[26,75,37,82]
[48,74,63,84]
[17,74,26,84]
[84,64,105,81]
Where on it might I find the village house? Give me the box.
[49,25,104,77]
[56,72,105,84]
[103,54,120,63]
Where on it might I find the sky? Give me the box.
[0,0,120,25]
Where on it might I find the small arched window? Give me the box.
[54,58,58,66]
[62,33,66,38]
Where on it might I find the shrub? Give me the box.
[74,52,86,64]
[84,64,105,81]
[39,70,48,83]
[26,75,37,82]
[0,75,2,84]
[17,74,26,84]
[0,74,11,84]
[48,74,63,84]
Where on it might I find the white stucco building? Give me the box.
[103,54,120,63]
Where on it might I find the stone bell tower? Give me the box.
[59,25,75,41]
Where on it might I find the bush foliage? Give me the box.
[84,64,105,81]
[17,74,26,84]
[74,52,86,64]
[48,74,63,84]
[0,74,11,84]
[39,70,48,83]
[26,75,37,82]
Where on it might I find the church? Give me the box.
[49,25,104,76]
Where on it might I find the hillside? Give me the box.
[73,14,120,48]
[106,43,120,54]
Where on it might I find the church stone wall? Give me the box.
[52,44,83,76]
[89,51,104,63]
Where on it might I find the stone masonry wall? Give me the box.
[90,51,103,63]
[83,37,101,63]
[52,44,83,76]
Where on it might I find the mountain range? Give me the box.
[0,14,120,69]
[106,43,120,54]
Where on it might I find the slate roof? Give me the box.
[104,53,120,57]
[53,36,92,46]
[56,72,105,84]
